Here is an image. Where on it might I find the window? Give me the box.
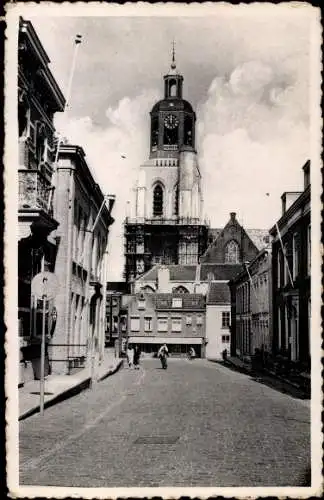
[173,183,179,216]
[138,297,146,310]
[284,243,289,285]
[172,297,182,308]
[153,184,163,216]
[186,315,192,325]
[196,314,203,326]
[222,335,230,343]
[157,317,168,332]
[144,317,152,332]
[171,317,182,332]
[222,311,231,328]
[307,224,311,275]
[130,317,140,332]
[173,286,189,294]
[292,233,299,279]
[277,250,282,288]
[225,240,240,263]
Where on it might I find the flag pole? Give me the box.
[47,34,82,211]
[275,222,294,288]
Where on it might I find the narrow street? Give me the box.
[20,359,310,487]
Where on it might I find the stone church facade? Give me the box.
[124,51,208,283]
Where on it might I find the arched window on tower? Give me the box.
[184,115,193,146]
[225,240,240,263]
[153,184,163,217]
[169,79,177,97]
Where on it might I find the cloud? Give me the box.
[197,60,309,229]
[54,88,159,280]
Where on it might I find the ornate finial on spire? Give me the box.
[171,40,176,70]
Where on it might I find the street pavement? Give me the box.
[19,358,310,488]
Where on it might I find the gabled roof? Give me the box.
[245,229,270,251]
[155,293,205,310]
[207,282,231,305]
[200,264,242,281]
[138,264,196,282]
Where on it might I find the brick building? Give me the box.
[229,247,272,359]
[52,145,115,374]
[126,291,206,357]
[269,161,311,369]
[17,18,65,383]
[202,212,269,264]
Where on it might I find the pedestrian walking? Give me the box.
[133,345,141,370]
[127,344,133,368]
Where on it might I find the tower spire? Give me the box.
[171,40,176,70]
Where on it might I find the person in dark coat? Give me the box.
[133,345,141,370]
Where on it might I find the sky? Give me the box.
[25,4,318,280]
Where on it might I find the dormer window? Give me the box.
[172,297,182,308]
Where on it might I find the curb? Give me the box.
[19,359,124,421]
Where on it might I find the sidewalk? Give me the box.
[19,349,124,421]
[209,356,311,399]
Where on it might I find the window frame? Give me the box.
[172,297,182,308]
[171,317,182,332]
[130,316,140,332]
[157,316,168,332]
[144,316,153,332]
[222,311,231,329]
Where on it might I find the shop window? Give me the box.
[222,311,230,328]
[130,317,140,332]
[157,317,168,332]
[171,317,182,332]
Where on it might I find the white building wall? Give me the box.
[206,304,231,360]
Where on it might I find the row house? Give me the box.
[229,248,272,359]
[105,282,130,348]
[53,145,115,374]
[269,161,311,369]
[126,290,206,357]
[18,18,65,383]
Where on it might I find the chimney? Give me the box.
[303,160,310,189]
[230,212,236,222]
[281,192,302,215]
[157,266,170,293]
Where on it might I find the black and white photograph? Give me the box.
[4,2,322,498]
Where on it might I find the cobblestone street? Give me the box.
[19,359,310,487]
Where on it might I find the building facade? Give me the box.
[229,247,272,358]
[124,52,208,283]
[18,18,65,384]
[269,161,311,369]
[202,212,269,264]
[52,145,115,374]
[205,283,231,360]
[126,292,206,357]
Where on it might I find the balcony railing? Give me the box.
[19,169,53,214]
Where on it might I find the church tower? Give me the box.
[124,47,208,282]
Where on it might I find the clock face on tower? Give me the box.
[164,114,179,129]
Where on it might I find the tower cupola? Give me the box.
[149,44,196,159]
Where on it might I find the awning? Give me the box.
[128,336,203,345]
